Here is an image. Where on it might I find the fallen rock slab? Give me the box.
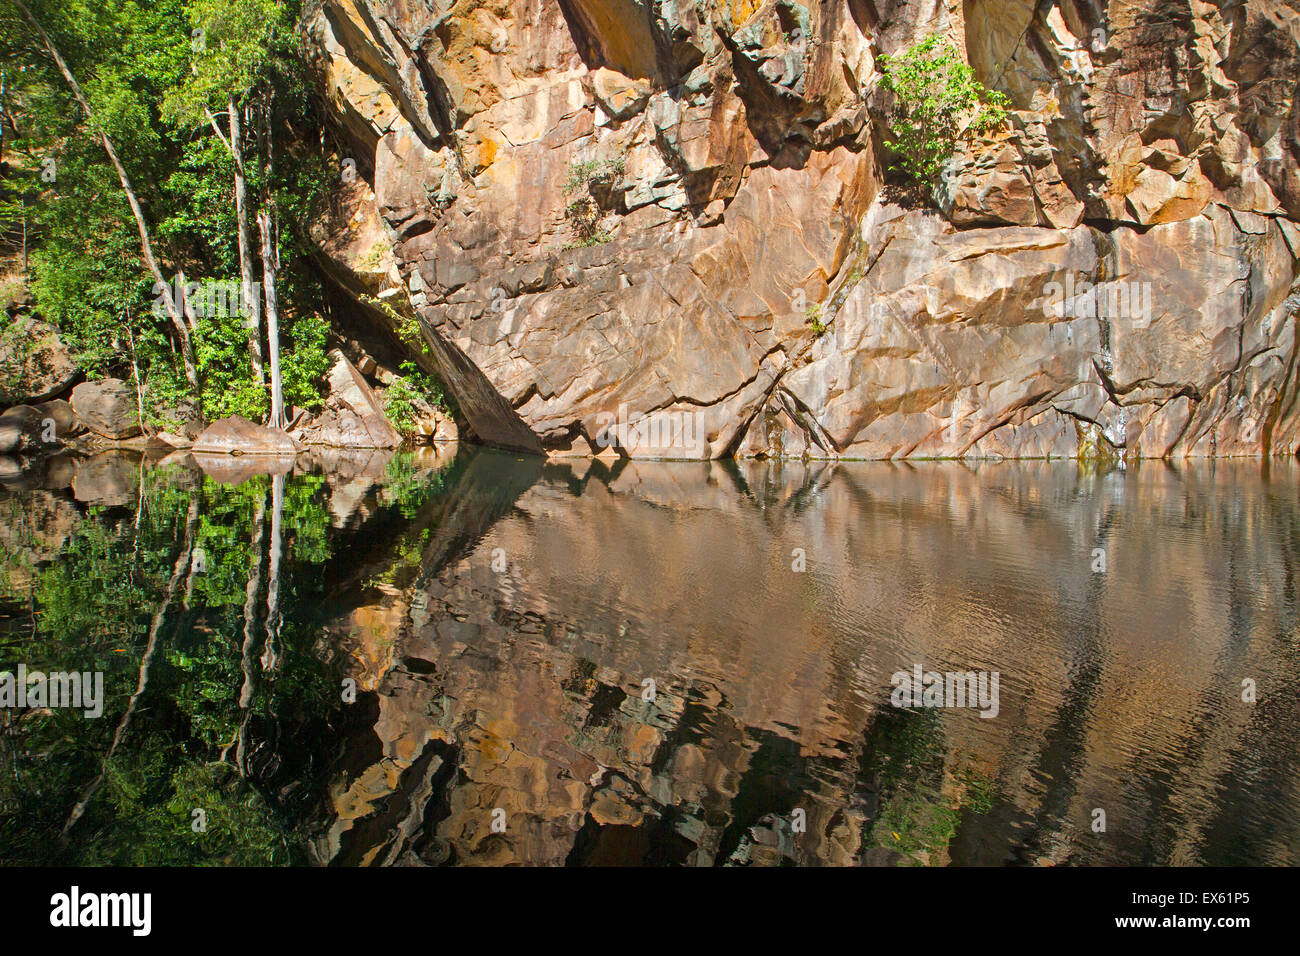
[291,350,402,448]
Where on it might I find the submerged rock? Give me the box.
[71,452,140,507]
[192,452,297,485]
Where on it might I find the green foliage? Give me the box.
[161,0,292,128]
[879,36,1008,193]
[804,302,826,336]
[562,157,623,246]
[193,309,270,420]
[193,308,330,420]
[0,462,346,864]
[380,449,450,519]
[563,157,624,197]
[86,761,299,866]
[0,449,464,865]
[6,0,335,420]
[382,360,447,435]
[279,313,331,412]
[363,293,428,358]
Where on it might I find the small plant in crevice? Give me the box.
[358,239,391,271]
[805,302,827,337]
[361,292,430,358]
[879,35,1009,198]
[562,157,625,247]
[564,157,625,196]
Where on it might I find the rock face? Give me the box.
[303,0,1300,460]
[192,416,304,456]
[292,350,403,448]
[0,317,80,406]
[70,379,141,440]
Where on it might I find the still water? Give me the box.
[1,446,1297,865]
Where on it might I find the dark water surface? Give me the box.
[1,446,1297,865]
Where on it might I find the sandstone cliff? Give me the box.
[303,0,1300,460]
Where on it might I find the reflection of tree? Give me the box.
[61,496,200,844]
[230,489,264,774]
[856,706,995,865]
[262,473,284,674]
[0,452,460,864]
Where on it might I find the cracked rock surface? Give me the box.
[303,0,1300,460]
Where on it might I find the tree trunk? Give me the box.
[124,319,146,437]
[177,270,200,332]
[257,210,285,428]
[261,472,284,672]
[230,95,264,385]
[14,0,200,394]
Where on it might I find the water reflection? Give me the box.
[2,448,1297,865]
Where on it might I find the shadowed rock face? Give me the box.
[303,0,1300,460]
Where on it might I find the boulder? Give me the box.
[32,399,82,439]
[192,416,304,456]
[290,350,402,448]
[0,404,58,453]
[151,396,204,439]
[154,431,193,448]
[70,379,141,440]
[402,395,457,443]
[0,317,80,405]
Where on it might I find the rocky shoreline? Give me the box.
[1,326,457,482]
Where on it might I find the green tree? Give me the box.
[879,36,1008,195]
[2,0,332,425]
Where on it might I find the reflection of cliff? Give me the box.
[315,453,1300,865]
